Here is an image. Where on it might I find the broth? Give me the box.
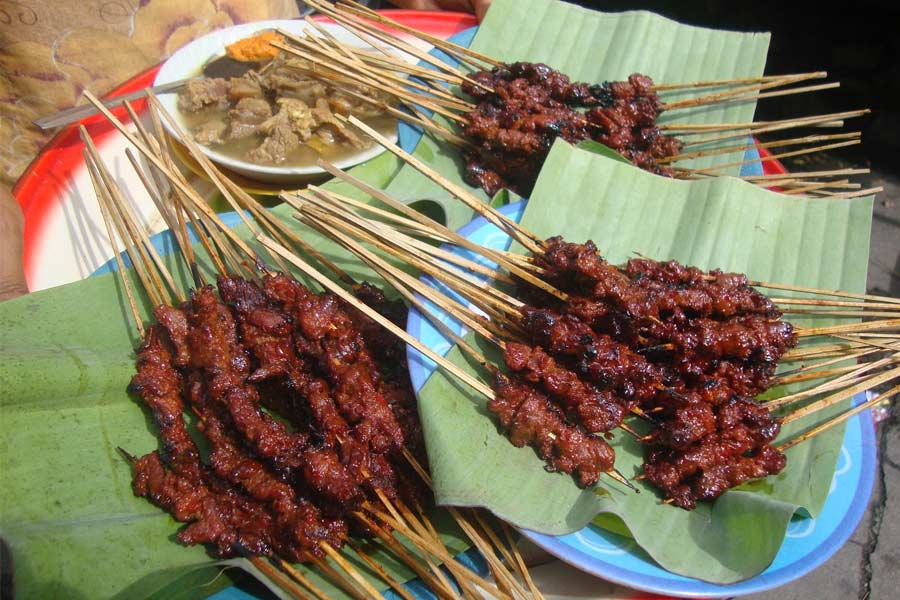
[181,107,398,168]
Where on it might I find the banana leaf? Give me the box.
[416,141,874,583]
[0,150,473,599]
[388,0,771,230]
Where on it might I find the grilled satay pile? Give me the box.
[129,272,426,560]
[497,238,797,509]
[461,63,683,196]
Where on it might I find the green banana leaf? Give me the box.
[416,140,874,583]
[0,150,472,599]
[388,0,772,230]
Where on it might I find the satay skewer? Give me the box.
[84,146,371,600]
[88,136,513,600]
[292,183,899,429]
[147,110,544,596]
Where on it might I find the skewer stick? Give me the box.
[774,345,887,381]
[816,186,884,200]
[361,506,498,600]
[296,206,514,345]
[314,159,565,301]
[278,31,473,111]
[318,542,384,600]
[652,71,827,92]
[287,186,453,247]
[687,139,862,176]
[499,519,544,600]
[295,205,521,344]
[774,364,872,386]
[389,501,488,600]
[303,186,508,283]
[84,151,146,337]
[740,168,871,182]
[346,116,546,253]
[661,72,831,111]
[771,362,900,410]
[346,540,417,600]
[400,453,538,599]
[756,282,900,306]
[275,559,333,600]
[797,318,900,337]
[249,557,313,600]
[351,514,460,600]
[778,382,900,452]
[303,0,484,89]
[298,197,523,317]
[80,91,258,267]
[273,41,469,124]
[123,148,194,277]
[334,87,469,147]
[84,150,164,308]
[144,93,293,275]
[294,191,523,319]
[309,556,369,600]
[442,508,528,599]
[778,180,854,197]
[81,128,180,305]
[335,0,503,69]
[731,81,841,104]
[665,132,860,164]
[679,110,869,145]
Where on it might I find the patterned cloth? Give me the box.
[0,0,300,186]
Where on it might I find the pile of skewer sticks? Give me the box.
[263,0,880,198]
[79,94,550,600]
[280,116,899,458]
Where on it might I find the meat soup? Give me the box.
[178,53,397,167]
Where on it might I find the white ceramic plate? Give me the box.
[153,19,402,183]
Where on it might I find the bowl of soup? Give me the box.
[154,20,400,184]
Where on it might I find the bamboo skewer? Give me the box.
[345,116,548,256]
[272,41,470,124]
[652,71,827,92]
[660,72,834,111]
[303,0,486,89]
[335,0,503,69]
[297,191,524,314]
[80,91,258,269]
[250,557,315,600]
[779,365,900,425]
[279,29,473,111]
[684,138,864,176]
[313,158,565,302]
[84,151,146,337]
[84,147,168,308]
[296,205,515,346]
[662,132,861,164]
[678,110,870,144]
[778,382,900,452]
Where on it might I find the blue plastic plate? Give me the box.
[405,201,877,598]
